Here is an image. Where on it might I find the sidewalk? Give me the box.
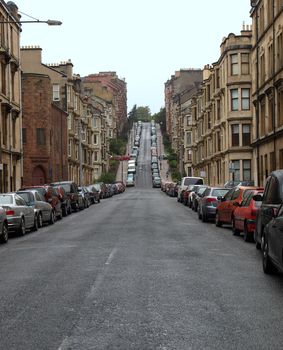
[156,124,172,182]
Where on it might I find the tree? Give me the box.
[152,107,166,133]
[128,104,151,123]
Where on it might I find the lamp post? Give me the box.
[0,19,62,25]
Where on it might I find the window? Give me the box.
[232,160,240,181]
[1,61,6,94]
[243,160,251,181]
[231,89,238,111]
[241,89,250,110]
[231,54,238,75]
[260,53,265,85]
[268,43,274,77]
[187,150,192,162]
[94,151,98,162]
[22,128,26,144]
[186,132,192,146]
[93,134,98,145]
[68,139,72,157]
[242,124,251,146]
[241,53,250,75]
[52,84,60,101]
[36,128,46,145]
[260,99,266,136]
[207,112,211,129]
[277,32,283,70]
[93,117,97,128]
[68,114,72,130]
[231,125,239,146]
[278,88,283,126]
[67,85,71,103]
[270,152,275,172]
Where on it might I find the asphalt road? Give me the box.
[1,123,283,350]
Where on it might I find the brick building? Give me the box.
[21,73,68,185]
[83,72,127,136]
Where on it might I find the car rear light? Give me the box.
[206,197,216,203]
[5,210,15,216]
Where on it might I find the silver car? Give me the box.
[0,193,36,235]
[0,207,8,243]
[17,190,53,227]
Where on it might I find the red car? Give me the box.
[20,185,62,221]
[215,186,263,228]
[232,189,263,242]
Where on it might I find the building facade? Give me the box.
[193,27,254,186]
[250,0,283,186]
[22,73,68,185]
[0,1,22,192]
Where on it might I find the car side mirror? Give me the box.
[217,196,224,201]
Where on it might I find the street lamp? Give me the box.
[0,19,62,25]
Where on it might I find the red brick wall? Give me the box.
[22,73,68,186]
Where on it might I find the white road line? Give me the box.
[105,247,117,265]
[57,247,118,350]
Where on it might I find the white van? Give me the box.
[177,176,204,202]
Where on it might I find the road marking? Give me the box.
[105,247,117,265]
[58,246,118,350]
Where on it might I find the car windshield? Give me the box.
[211,189,229,197]
[0,195,13,204]
[31,187,46,196]
[17,192,30,203]
[184,178,203,186]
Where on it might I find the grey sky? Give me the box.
[14,0,252,114]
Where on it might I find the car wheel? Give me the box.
[63,205,68,217]
[0,222,8,243]
[58,208,63,220]
[232,218,240,236]
[262,235,276,274]
[33,215,38,231]
[215,212,222,227]
[18,218,26,236]
[37,213,43,228]
[49,210,55,225]
[243,222,253,242]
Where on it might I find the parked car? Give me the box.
[198,187,230,222]
[51,185,72,216]
[215,186,263,228]
[261,205,283,274]
[20,185,62,220]
[92,182,107,199]
[0,207,8,243]
[50,181,80,212]
[232,189,263,242]
[254,170,283,250]
[152,176,161,188]
[78,187,90,208]
[87,185,101,203]
[17,189,54,227]
[183,185,195,206]
[177,177,204,203]
[191,185,208,212]
[126,176,135,187]
[0,193,37,235]
[188,185,207,209]
[224,180,255,188]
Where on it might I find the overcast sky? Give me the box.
[13,0,252,114]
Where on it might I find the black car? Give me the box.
[254,170,283,249]
[262,205,283,274]
[50,181,80,212]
